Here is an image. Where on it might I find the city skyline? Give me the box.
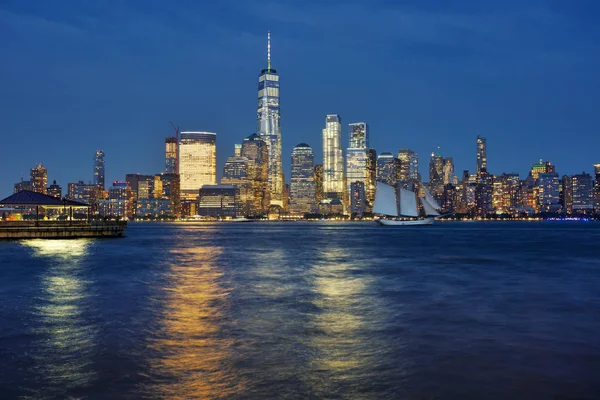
[1,1,600,195]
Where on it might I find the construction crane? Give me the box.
[169,121,180,174]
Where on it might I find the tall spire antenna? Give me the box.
[267,30,271,70]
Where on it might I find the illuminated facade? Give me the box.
[221,156,253,216]
[429,151,443,186]
[290,144,316,214]
[537,172,560,213]
[179,132,217,198]
[563,172,594,213]
[397,147,418,182]
[30,163,47,194]
[531,160,555,180]
[314,164,323,203]
[97,181,133,218]
[94,150,105,190]
[376,153,399,186]
[492,173,520,213]
[198,185,240,217]
[165,137,177,174]
[322,114,345,199]
[594,164,600,211]
[475,169,493,216]
[241,133,270,214]
[257,32,283,206]
[47,180,62,198]
[350,181,366,215]
[476,136,487,176]
[14,180,32,193]
[443,157,455,185]
[346,122,374,212]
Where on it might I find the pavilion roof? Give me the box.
[0,190,89,207]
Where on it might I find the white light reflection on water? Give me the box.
[145,244,245,399]
[308,238,388,399]
[21,239,97,398]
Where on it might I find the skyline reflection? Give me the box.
[145,244,244,399]
[21,239,97,398]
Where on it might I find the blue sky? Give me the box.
[1,0,599,194]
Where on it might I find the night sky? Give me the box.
[1,0,599,195]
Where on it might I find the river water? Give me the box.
[1,221,599,399]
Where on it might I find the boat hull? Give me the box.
[376,218,434,226]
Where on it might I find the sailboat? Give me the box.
[373,182,441,226]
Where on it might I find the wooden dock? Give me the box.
[0,221,127,239]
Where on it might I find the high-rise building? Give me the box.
[365,148,377,210]
[492,173,520,214]
[198,185,240,217]
[68,181,101,211]
[165,137,177,174]
[349,122,368,148]
[570,172,594,213]
[97,181,133,218]
[475,169,493,217]
[241,133,270,214]
[531,160,555,180]
[443,157,455,185]
[234,144,242,157]
[476,136,487,176]
[30,163,48,194]
[593,164,600,211]
[290,143,316,214]
[221,156,253,216]
[93,150,105,190]
[47,180,62,198]
[14,179,32,193]
[350,181,366,215]
[346,122,371,213]
[322,114,345,200]
[314,164,323,203]
[429,151,443,186]
[376,153,400,186]
[397,148,418,182]
[179,131,217,198]
[537,172,561,213]
[257,32,283,206]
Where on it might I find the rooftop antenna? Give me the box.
[267,30,271,70]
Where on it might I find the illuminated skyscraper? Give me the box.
[94,150,105,190]
[594,164,600,211]
[397,147,418,182]
[165,137,177,174]
[476,136,487,176]
[443,157,455,185]
[346,122,373,212]
[314,164,323,203]
[563,172,594,214]
[179,132,217,198]
[537,172,560,213]
[376,153,399,186]
[429,150,443,185]
[30,163,47,194]
[241,133,270,214]
[322,114,345,200]
[290,144,316,214]
[221,156,253,216]
[47,180,62,198]
[257,31,283,206]
[349,122,368,148]
[531,160,555,180]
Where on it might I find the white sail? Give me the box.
[399,188,419,217]
[424,187,441,210]
[373,182,398,217]
[420,197,441,216]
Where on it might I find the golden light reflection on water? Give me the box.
[311,246,378,389]
[21,239,96,395]
[146,245,245,399]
